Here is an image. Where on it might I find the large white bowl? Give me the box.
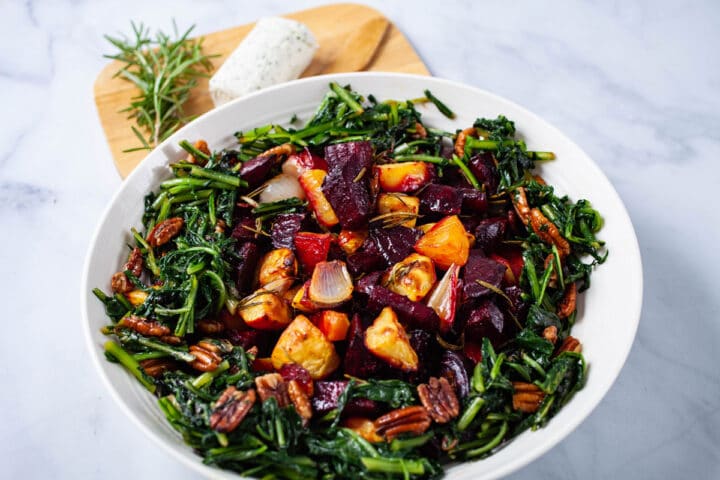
[82,73,642,479]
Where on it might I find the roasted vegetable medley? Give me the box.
[94,83,606,478]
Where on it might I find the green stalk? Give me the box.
[190,360,230,388]
[522,250,540,301]
[203,270,227,314]
[465,421,508,457]
[174,274,198,336]
[393,154,449,165]
[473,361,486,393]
[178,139,210,162]
[131,228,160,276]
[330,82,364,114]
[104,341,156,393]
[390,432,433,451]
[536,260,555,306]
[457,396,485,431]
[453,154,481,189]
[361,457,425,475]
[423,89,455,119]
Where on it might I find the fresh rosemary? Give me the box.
[104,21,216,152]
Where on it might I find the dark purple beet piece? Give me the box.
[234,242,261,294]
[226,328,273,354]
[403,330,438,383]
[469,152,499,194]
[474,217,508,252]
[278,363,314,395]
[503,285,530,322]
[465,299,511,347]
[240,153,280,187]
[372,226,421,265]
[347,237,386,276]
[312,381,381,416]
[439,351,470,399]
[459,188,488,213]
[364,284,439,331]
[322,142,375,229]
[231,217,257,242]
[344,314,384,379]
[463,251,507,298]
[419,183,462,216]
[270,213,307,249]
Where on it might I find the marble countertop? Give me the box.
[2,0,719,478]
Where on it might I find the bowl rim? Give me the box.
[81,71,643,479]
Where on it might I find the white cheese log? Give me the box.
[209,17,318,107]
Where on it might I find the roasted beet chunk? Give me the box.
[270,213,307,249]
[230,217,257,242]
[465,299,511,347]
[372,226,421,265]
[322,142,375,229]
[403,330,438,383]
[344,314,384,378]
[469,152,499,194]
[463,250,507,298]
[312,381,380,416]
[459,188,488,213]
[240,153,280,187]
[363,282,440,332]
[225,328,273,355]
[279,363,314,395]
[439,351,470,399]
[419,183,462,216]
[234,242,261,294]
[474,217,508,252]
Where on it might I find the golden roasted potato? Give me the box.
[343,417,383,443]
[337,229,368,255]
[299,169,340,228]
[414,215,470,269]
[256,248,297,293]
[239,290,292,330]
[364,307,418,371]
[125,289,148,306]
[271,315,341,379]
[377,193,420,227]
[382,253,436,301]
[374,162,433,193]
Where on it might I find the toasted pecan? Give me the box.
[210,387,256,433]
[374,406,431,441]
[147,217,184,247]
[512,382,545,413]
[417,377,460,424]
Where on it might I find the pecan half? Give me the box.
[417,377,460,424]
[529,209,570,257]
[287,379,312,424]
[454,127,477,157]
[542,325,558,345]
[186,139,211,165]
[258,143,295,158]
[189,341,223,372]
[160,335,183,345]
[374,406,431,441]
[557,282,577,319]
[210,386,256,433]
[255,373,290,408]
[512,382,545,413]
[111,272,133,293]
[139,358,177,377]
[414,122,427,139]
[197,319,225,335]
[557,335,582,354]
[123,247,144,277]
[119,315,171,337]
[147,217,184,247]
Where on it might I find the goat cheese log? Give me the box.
[209,17,318,107]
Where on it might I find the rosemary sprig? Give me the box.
[105,21,216,151]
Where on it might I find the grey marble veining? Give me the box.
[1,0,718,478]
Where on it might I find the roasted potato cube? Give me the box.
[414,215,470,269]
[291,281,318,313]
[343,417,383,443]
[299,169,340,227]
[382,253,436,301]
[312,310,351,341]
[377,193,420,227]
[337,229,368,255]
[374,162,433,193]
[239,290,292,330]
[256,248,297,293]
[125,289,148,306]
[271,315,341,379]
[364,307,418,371]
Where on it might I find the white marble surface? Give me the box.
[1,0,719,478]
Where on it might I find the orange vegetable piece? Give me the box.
[312,310,351,341]
[414,215,470,269]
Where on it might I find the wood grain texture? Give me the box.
[93,3,430,178]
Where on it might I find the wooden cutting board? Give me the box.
[94,3,430,178]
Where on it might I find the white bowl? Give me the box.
[81,72,642,479]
